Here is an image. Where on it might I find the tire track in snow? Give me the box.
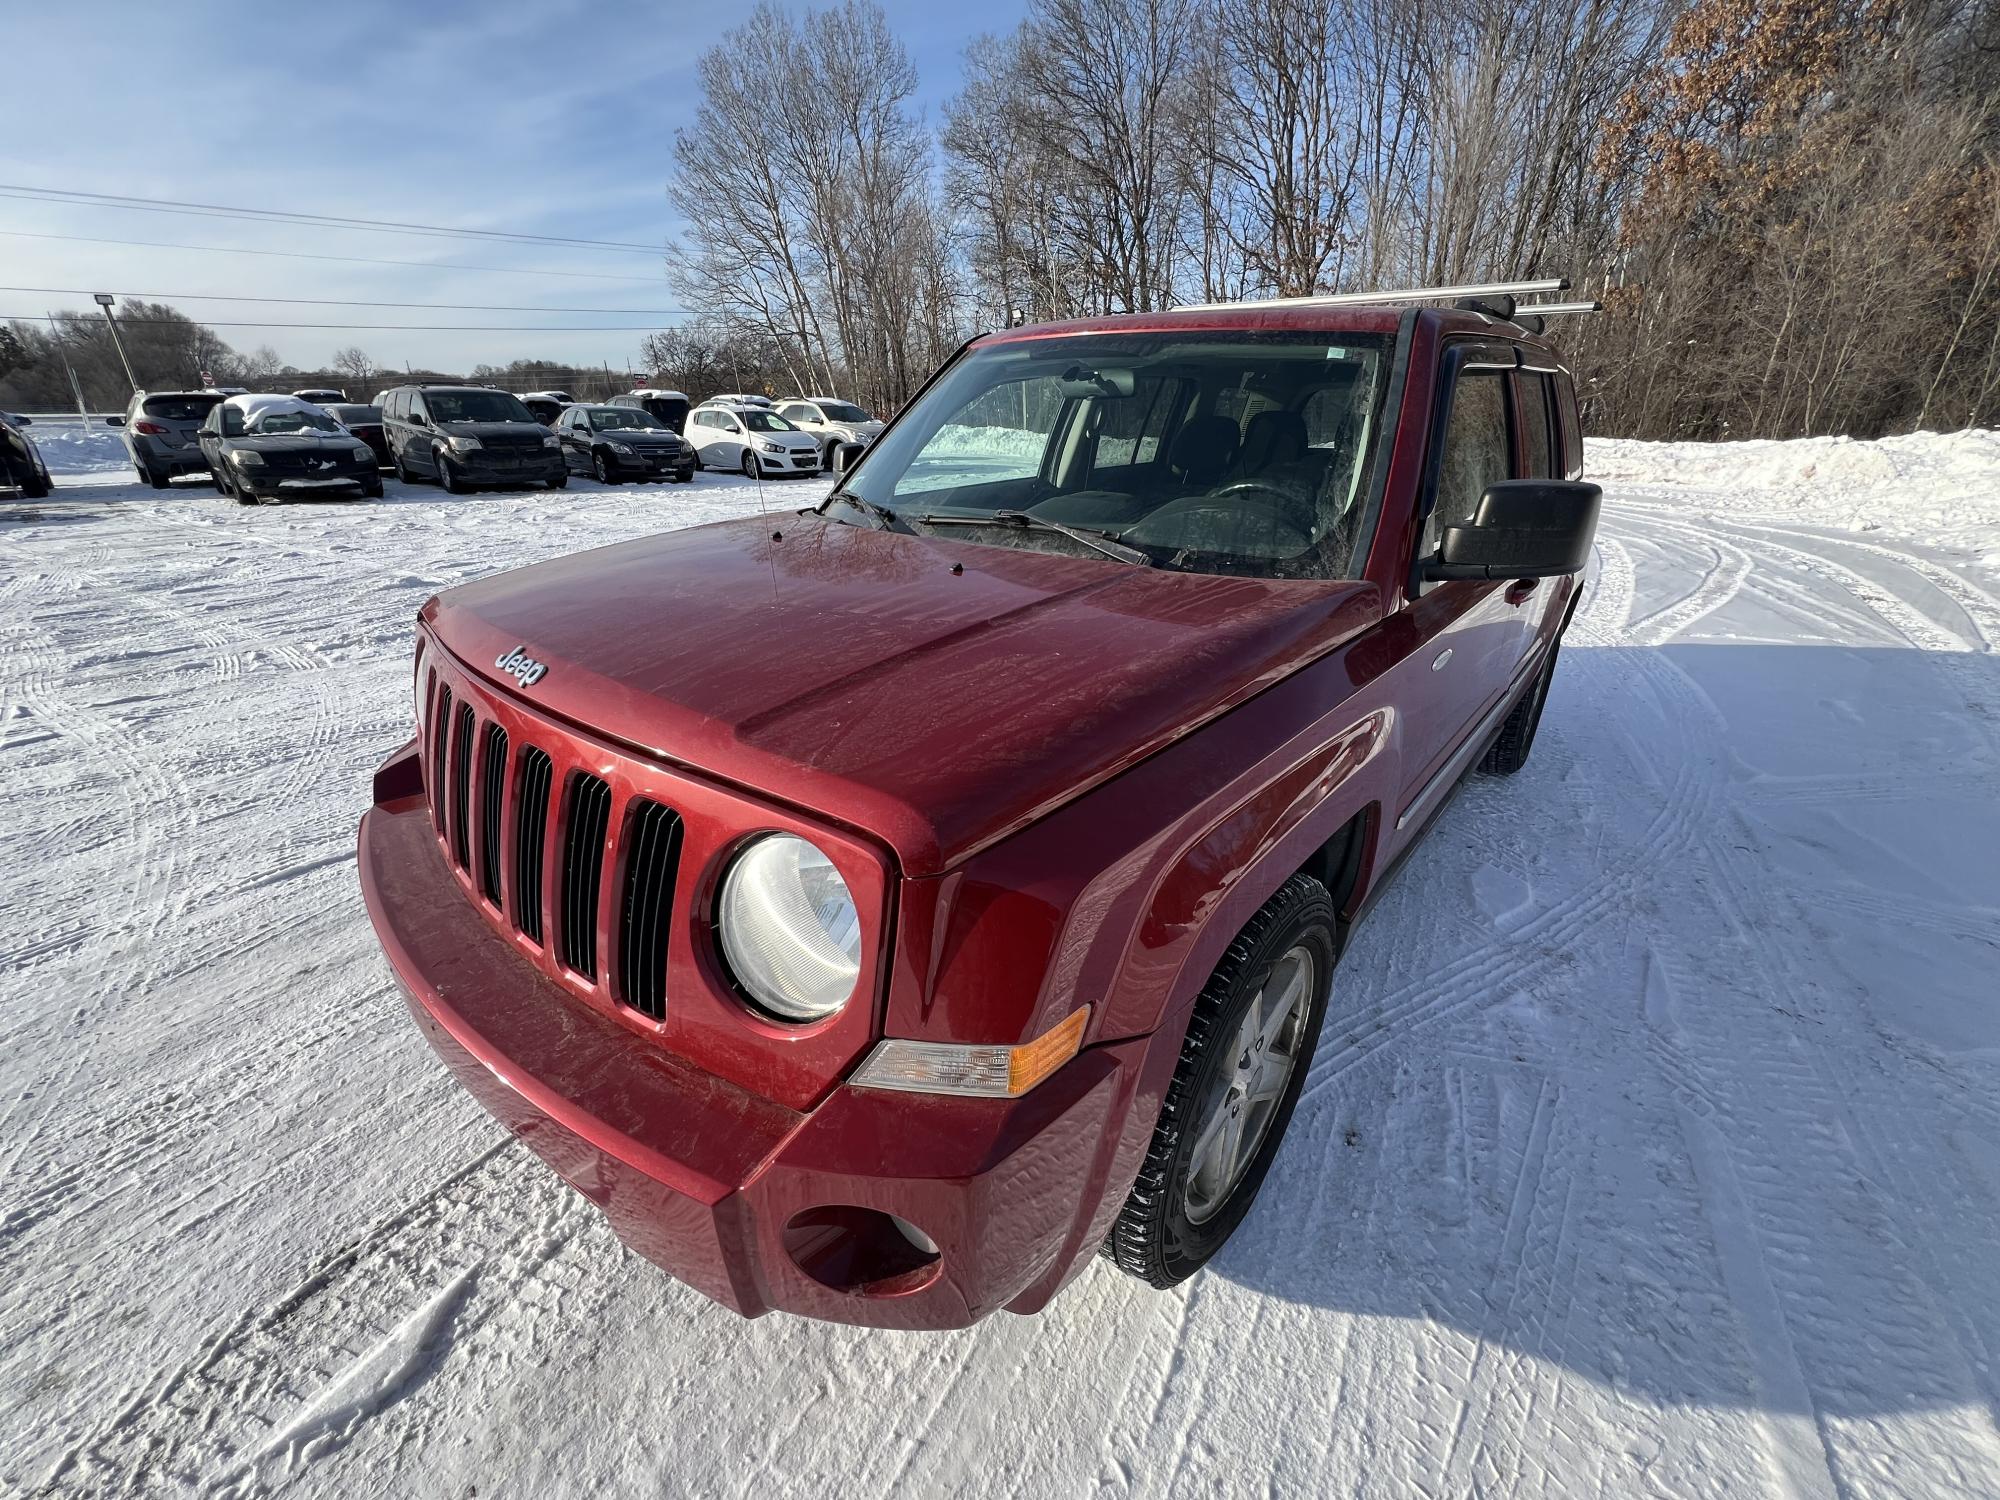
[43,1143,594,1498]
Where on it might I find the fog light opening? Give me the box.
[782,1206,942,1297]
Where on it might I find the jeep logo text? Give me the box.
[495,646,548,688]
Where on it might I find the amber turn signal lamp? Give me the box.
[850,1005,1091,1098]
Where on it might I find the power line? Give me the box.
[0,229,664,283]
[9,315,691,331]
[0,184,664,255]
[3,285,688,315]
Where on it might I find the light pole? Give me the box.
[93,293,139,394]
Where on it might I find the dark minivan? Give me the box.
[380,385,567,493]
[607,388,690,435]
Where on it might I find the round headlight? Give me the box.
[719,834,860,1021]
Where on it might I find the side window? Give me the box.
[1087,376,1185,475]
[221,406,246,438]
[718,414,740,432]
[1554,371,1582,479]
[1517,373,1555,479]
[1422,368,1512,556]
[409,395,428,424]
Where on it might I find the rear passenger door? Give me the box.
[1394,346,1523,829]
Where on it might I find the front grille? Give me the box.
[559,774,613,979]
[419,673,688,1018]
[449,701,475,868]
[617,800,684,1020]
[478,724,508,904]
[513,747,553,944]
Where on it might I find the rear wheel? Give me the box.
[1480,639,1561,775]
[1104,873,1336,1288]
[592,451,619,485]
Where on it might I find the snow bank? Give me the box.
[21,417,130,475]
[1587,428,2000,569]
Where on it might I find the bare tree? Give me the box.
[331,346,375,390]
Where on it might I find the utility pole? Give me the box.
[47,313,90,423]
[93,293,139,395]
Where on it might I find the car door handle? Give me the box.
[1505,579,1538,606]
[1432,648,1453,671]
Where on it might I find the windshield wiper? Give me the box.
[823,491,903,531]
[916,510,1153,567]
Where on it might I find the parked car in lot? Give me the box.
[555,404,696,484]
[197,394,384,505]
[705,391,773,409]
[777,395,884,465]
[686,401,821,477]
[525,389,574,405]
[608,388,691,434]
[520,395,566,427]
[359,291,1598,1328]
[109,390,223,488]
[0,411,51,498]
[379,385,566,493]
[291,387,346,404]
[322,403,391,468]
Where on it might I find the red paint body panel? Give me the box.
[359,306,1586,1326]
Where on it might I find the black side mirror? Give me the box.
[1425,479,1601,581]
[9,414,30,426]
[831,441,865,476]
[104,415,125,428]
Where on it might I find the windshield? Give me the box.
[248,406,344,435]
[426,390,534,424]
[819,401,870,423]
[592,408,669,431]
[840,332,1391,578]
[741,411,797,433]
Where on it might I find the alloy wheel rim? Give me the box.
[1182,945,1315,1226]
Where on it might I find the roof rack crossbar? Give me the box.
[1515,300,1603,315]
[1177,277,1568,313]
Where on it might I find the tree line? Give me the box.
[7,0,1993,440]
[672,0,1999,439]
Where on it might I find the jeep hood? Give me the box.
[424,514,1377,875]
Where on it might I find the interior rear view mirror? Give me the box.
[1425,479,1602,580]
[1056,365,1135,398]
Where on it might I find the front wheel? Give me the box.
[1104,873,1336,1288]
[741,450,760,478]
[1480,639,1560,775]
[437,448,469,494]
[592,451,619,485]
[546,472,568,490]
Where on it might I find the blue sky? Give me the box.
[2,0,1019,375]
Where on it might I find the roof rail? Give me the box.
[1177,277,1568,313]
[1514,300,1603,315]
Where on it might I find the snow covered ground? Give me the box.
[2,431,1997,1497]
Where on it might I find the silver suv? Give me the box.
[110,391,224,489]
[775,395,884,466]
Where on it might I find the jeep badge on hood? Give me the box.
[495,645,547,687]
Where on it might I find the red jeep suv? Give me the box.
[359,292,1600,1328]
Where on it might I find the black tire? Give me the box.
[1105,873,1336,1288]
[145,465,169,490]
[362,481,384,500]
[592,450,619,485]
[21,468,50,500]
[1480,638,1561,775]
[547,472,568,491]
[209,466,228,496]
[741,450,759,478]
[393,449,415,484]
[437,448,469,494]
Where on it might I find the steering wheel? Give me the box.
[1126,480,1317,553]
